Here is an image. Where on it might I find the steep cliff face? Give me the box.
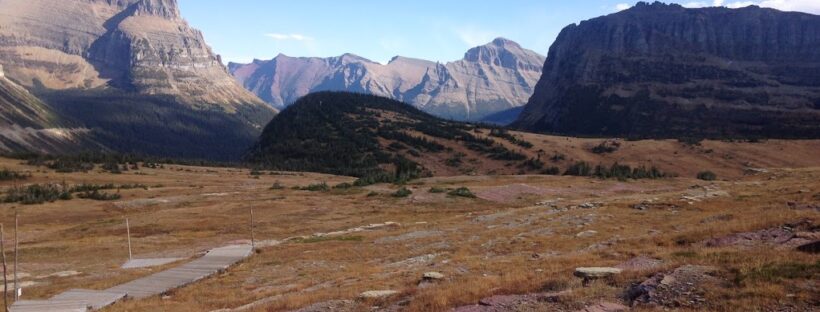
[0,0,276,159]
[514,2,820,138]
[0,65,103,154]
[230,38,545,121]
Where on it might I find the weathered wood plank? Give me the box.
[10,244,252,311]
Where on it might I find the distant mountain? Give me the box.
[230,38,545,121]
[0,0,276,159]
[514,2,820,138]
[245,92,541,178]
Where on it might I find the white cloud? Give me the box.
[759,0,820,14]
[615,3,632,11]
[680,0,820,13]
[264,33,314,41]
[453,26,499,47]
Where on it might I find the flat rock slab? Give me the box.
[122,258,184,269]
[358,290,399,299]
[575,267,622,279]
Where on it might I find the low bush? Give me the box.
[448,187,476,198]
[4,184,72,205]
[298,182,330,192]
[392,187,412,198]
[697,171,717,181]
[0,169,30,181]
[428,187,447,193]
[77,190,122,201]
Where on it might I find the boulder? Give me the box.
[358,290,399,299]
[422,272,445,280]
[574,267,622,285]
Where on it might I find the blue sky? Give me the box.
[179,0,820,65]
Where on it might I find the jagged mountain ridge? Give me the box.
[0,0,276,159]
[513,2,820,138]
[230,38,544,121]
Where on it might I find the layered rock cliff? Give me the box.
[514,2,820,138]
[0,0,276,159]
[230,38,544,121]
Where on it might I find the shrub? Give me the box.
[448,187,476,198]
[697,171,717,181]
[564,161,593,176]
[101,162,122,174]
[269,182,285,190]
[0,169,30,181]
[299,182,330,192]
[334,182,353,189]
[392,187,412,198]
[4,184,72,205]
[678,137,704,146]
[542,166,561,175]
[591,141,620,154]
[77,190,122,201]
[549,153,566,162]
[428,187,447,193]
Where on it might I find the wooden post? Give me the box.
[126,218,132,261]
[2,224,8,312]
[250,207,255,249]
[12,212,17,301]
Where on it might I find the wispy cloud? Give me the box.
[680,0,818,12]
[453,26,499,47]
[615,3,632,11]
[758,0,820,13]
[264,33,314,41]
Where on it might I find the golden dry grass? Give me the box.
[0,139,816,312]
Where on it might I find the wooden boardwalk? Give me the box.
[10,244,252,311]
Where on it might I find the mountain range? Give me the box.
[513,2,820,138]
[0,0,276,159]
[229,38,545,121]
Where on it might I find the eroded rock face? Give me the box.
[514,1,820,138]
[229,38,545,121]
[0,0,270,110]
[0,0,276,159]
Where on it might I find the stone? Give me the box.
[422,272,445,280]
[579,302,629,312]
[358,290,399,299]
[576,230,598,238]
[574,267,621,286]
[574,267,622,279]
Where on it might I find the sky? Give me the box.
[178,0,820,65]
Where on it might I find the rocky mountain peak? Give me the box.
[333,53,374,65]
[133,0,180,19]
[463,37,544,70]
[490,37,520,48]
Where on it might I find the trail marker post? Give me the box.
[126,218,132,261]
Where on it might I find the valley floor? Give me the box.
[0,149,817,311]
